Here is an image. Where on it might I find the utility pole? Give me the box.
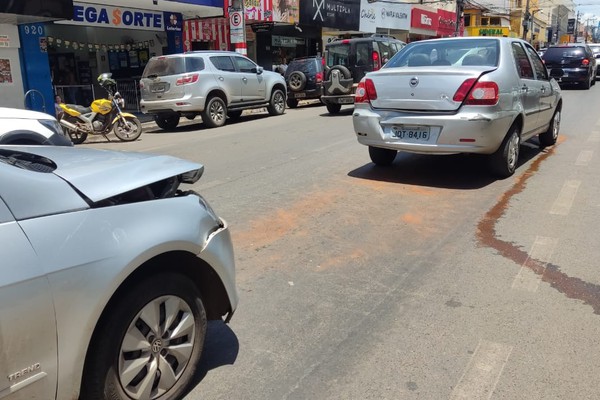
[574,11,580,43]
[522,0,531,40]
[455,0,464,37]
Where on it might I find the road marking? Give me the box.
[512,236,558,292]
[550,180,580,215]
[450,340,513,400]
[588,132,600,142]
[575,150,593,166]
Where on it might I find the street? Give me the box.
[86,88,600,399]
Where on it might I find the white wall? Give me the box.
[0,24,25,109]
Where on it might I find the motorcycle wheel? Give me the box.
[113,116,142,142]
[66,128,88,145]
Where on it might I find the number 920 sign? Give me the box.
[23,25,44,35]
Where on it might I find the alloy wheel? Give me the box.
[209,101,225,124]
[507,131,520,170]
[552,110,561,140]
[273,92,285,114]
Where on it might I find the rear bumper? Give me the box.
[140,96,206,114]
[550,68,591,83]
[321,94,355,105]
[287,87,323,99]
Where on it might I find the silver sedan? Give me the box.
[0,146,238,399]
[352,37,562,177]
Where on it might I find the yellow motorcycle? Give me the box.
[59,73,142,144]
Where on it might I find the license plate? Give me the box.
[338,97,353,104]
[391,126,431,141]
[294,92,306,98]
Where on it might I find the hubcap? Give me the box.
[290,75,301,88]
[210,101,224,123]
[507,132,519,170]
[274,92,284,112]
[118,295,195,399]
[553,111,561,140]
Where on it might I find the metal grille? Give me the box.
[116,79,141,112]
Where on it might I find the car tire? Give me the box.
[326,103,342,114]
[539,107,561,148]
[369,146,397,166]
[287,98,299,108]
[325,65,352,82]
[490,123,520,178]
[227,110,243,120]
[267,88,286,116]
[288,71,307,91]
[113,116,142,142]
[201,96,227,128]
[66,127,88,144]
[79,273,207,400]
[154,114,180,130]
[583,73,592,89]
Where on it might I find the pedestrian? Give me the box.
[54,95,64,119]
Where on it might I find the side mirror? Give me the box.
[253,66,264,74]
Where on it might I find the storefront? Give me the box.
[409,7,438,42]
[358,0,410,41]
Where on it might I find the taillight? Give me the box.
[316,72,323,83]
[372,51,381,71]
[454,79,498,106]
[453,78,477,102]
[355,78,377,103]
[582,58,590,67]
[176,73,199,86]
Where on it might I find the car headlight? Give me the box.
[39,119,67,137]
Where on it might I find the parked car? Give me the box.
[321,34,406,114]
[586,43,600,77]
[542,43,597,88]
[140,51,287,130]
[537,47,547,57]
[0,145,238,399]
[284,56,325,108]
[0,107,72,146]
[353,37,562,178]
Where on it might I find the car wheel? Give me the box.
[539,107,561,148]
[287,98,299,108]
[201,96,227,128]
[288,71,307,91]
[154,114,180,130]
[227,110,243,120]
[113,116,143,142]
[66,127,88,144]
[326,103,342,114]
[490,124,520,178]
[80,273,207,400]
[369,146,397,166]
[267,89,285,116]
[583,73,592,89]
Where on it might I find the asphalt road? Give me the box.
[85,89,600,399]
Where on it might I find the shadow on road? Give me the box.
[184,320,239,395]
[347,140,545,190]
[319,107,354,117]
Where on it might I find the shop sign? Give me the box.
[251,22,274,32]
[411,7,438,32]
[359,0,410,33]
[67,3,164,31]
[272,35,298,48]
[477,27,509,36]
[299,0,360,31]
[437,9,459,36]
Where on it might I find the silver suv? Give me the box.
[140,51,287,130]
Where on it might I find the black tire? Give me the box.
[287,98,299,108]
[326,103,342,114]
[267,88,285,116]
[583,73,592,89]
[489,124,520,178]
[325,65,351,81]
[539,107,561,148]
[288,71,307,91]
[227,110,243,120]
[113,116,142,142]
[201,96,227,128]
[80,273,207,400]
[369,146,397,166]
[66,128,87,144]
[154,114,180,130]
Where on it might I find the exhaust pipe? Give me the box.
[59,119,86,133]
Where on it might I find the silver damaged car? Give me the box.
[0,146,238,399]
[353,37,562,177]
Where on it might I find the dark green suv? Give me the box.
[321,34,406,114]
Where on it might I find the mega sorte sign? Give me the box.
[359,0,410,33]
[66,3,165,31]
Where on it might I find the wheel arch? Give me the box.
[206,88,229,105]
[0,130,47,145]
[270,83,287,99]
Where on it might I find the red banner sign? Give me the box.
[411,7,438,31]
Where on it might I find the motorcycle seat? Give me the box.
[66,104,92,114]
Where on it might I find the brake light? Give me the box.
[453,79,498,105]
[355,78,377,103]
[372,51,381,71]
[342,39,350,44]
[582,58,590,67]
[316,71,323,83]
[176,74,199,86]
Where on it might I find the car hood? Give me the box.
[12,146,203,202]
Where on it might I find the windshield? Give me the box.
[385,39,499,68]
[142,56,205,78]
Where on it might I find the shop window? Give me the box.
[463,14,472,27]
[210,56,235,72]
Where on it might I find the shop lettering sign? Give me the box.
[410,7,438,31]
[358,0,410,32]
[299,0,360,31]
[479,28,504,36]
[68,3,164,31]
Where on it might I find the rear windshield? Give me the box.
[286,59,320,76]
[142,56,205,78]
[385,39,499,68]
[543,47,586,60]
[326,44,350,67]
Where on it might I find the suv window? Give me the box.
[543,47,586,61]
[286,58,319,76]
[142,56,205,77]
[210,56,236,72]
[233,56,256,73]
[327,44,350,66]
[355,42,371,66]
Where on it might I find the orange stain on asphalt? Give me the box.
[401,213,423,225]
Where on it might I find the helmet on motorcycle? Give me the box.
[97,73,117,87]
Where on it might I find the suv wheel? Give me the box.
[287,98,299,108]
[201,96,227,128]
[288,71,307,91]
[267,89,285,116]
[154,114,180,130]
[326,103,342,114]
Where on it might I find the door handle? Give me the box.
[219,76,224,81]
[521,84,528,92]
[242,77,248,82]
